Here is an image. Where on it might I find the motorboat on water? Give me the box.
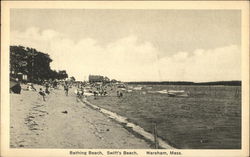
[133,86,143,90]
[167,90,189,97]
[155,89,189,97]
[156,89,168,94]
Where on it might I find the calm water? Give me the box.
[88,85,241,149]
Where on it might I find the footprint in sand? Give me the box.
[34,109,49,114]
[27,115,35,119]
[25,114,40,131]
[32,104,45,109]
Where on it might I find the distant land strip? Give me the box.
[126,81,241,86]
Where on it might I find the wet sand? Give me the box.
[10,85,150,148]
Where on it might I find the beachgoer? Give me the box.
[80,87,84,97]
[119,91,123,97]
[103,90,107,96]
[100,89,103,96]
[93,91,98,99]
[117,91,120,97]
[53,81,57,89]
[27,83,36,91]
[75,89,81,102]
[39,88,46,101]
[78,88,83,97]
[31,83,36,91]
[64,84,69,96]
[11,83,21,94]
[45,85,50,95]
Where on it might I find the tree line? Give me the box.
[10,45,68,83]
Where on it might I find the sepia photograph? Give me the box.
[1,1,249,157]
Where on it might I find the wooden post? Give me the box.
[235,88,239,98]
[154,123,159,149]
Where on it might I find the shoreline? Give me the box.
[82,98,174,149]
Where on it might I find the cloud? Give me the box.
[11,27,241,82]
[158,45,241,82]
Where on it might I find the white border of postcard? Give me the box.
[1,1,249,157]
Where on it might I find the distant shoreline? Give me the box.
[126,81,241,86]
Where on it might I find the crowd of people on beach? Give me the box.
[10,78,126,102]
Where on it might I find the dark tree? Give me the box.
[70,76,76,81]
[10,45,68,83]
[58,70,68,80]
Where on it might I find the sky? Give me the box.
[10,9,241,82]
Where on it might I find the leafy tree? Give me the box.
[58,70,68,80]
[10,45,69,83]
[70,76,76,81]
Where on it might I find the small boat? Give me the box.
[157,89,168,94]
[83,88,94,96]
[128,86,134,89]
[133,86,143,90]
[84,92,94,96]
[120,88,126,91]
[117,83,126,88]
[167,90,188,97]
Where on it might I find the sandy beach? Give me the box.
[10,85,150,149]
